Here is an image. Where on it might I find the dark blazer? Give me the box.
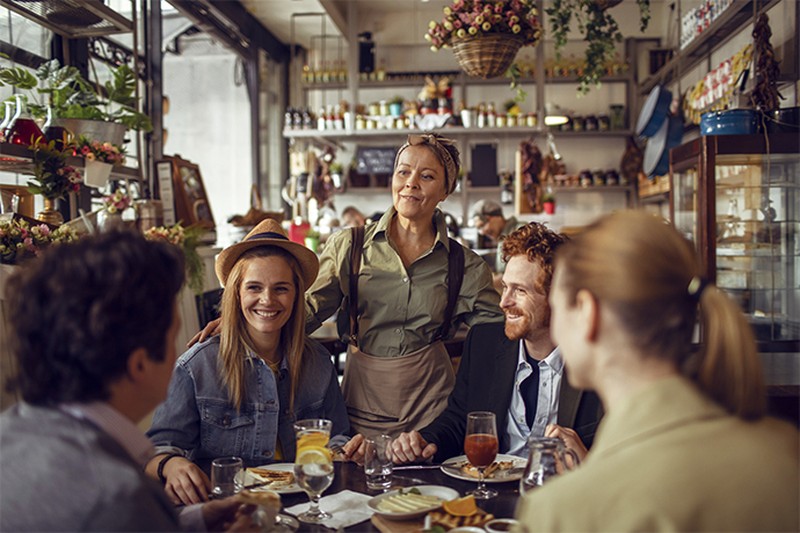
[420,322,603,462]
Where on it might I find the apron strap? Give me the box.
[434,238,465,341]
[348,225,365,346]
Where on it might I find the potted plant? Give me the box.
[26,139,83,225]
[75,134,126,188]
[546,0,650,94]
[144,223,206,295]
[0,217,79,265]
[541,191,556,214]
[426,0,543,79]
[0,59,153,143]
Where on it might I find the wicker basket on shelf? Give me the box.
[451,34,525,79]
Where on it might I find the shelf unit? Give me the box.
[0,143,141,182]
[638,0,784,93]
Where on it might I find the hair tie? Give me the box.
[687,276,709,301]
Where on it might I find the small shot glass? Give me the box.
[364,434,393,491]
[211,456,244,498]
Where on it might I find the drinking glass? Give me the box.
[464,411,499,500]
[210,456,244,498]
[293,419,334,523]
[364,434,393,491]
[519,436,581,496]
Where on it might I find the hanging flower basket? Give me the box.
[451,34,525,79]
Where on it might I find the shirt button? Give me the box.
[402,277,408,283]
[263,450,273,458]
[395,328,401,333]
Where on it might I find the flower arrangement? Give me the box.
[26,140,82,200]
[426,0,542,50]
[76,135,126,166]
[0,218,79,265]
[103,190,132,214]
[144,223,206,295]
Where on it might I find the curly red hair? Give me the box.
[501,222,569,296]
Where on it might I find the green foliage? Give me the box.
[545,0,650,95]
[0,60,152,132]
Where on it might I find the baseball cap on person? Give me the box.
[471,199,504,221]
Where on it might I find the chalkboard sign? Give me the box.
[356,146,397,175]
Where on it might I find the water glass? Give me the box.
[294,419,334,523]
[211,456,244,498]
[364,434,393,491]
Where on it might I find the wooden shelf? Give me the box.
[639,0,782,94]
[0,143,141,182]
[283,126,638,141]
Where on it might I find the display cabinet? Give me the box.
[670,133,799,349]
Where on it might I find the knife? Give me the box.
[392,464,444,471]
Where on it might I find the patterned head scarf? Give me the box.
[393,133,460,195]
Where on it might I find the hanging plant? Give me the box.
[546,0,650,94]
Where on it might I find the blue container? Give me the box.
[700,110,758,136]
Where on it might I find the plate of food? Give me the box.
[244,463,303,494]
[440,454,526,483]
[367,485,459,520]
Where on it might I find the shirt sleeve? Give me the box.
[146,362,200,460]
[305,229,349,334]
[178,503,206,532]
[456,249,504,327]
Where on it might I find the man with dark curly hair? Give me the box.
[0,231,253,531]
[392,222,602,463]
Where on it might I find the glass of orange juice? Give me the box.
[293,419,334,522]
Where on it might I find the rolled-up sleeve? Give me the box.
[305,229,350,334]
[456,249,504,327]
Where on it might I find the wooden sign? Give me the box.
[161,155,215,230]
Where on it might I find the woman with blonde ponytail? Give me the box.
[517,210,798,532]
[145,220,348,507]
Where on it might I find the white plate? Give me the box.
[367,485,459,520]
[440,454,526,484]
[244,463,304,495]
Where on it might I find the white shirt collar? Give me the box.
[60,402,153,467]
[517,342,563,374]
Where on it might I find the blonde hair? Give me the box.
[556,210,765,419]
[218,247,308,411]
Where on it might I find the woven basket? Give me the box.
[451,34,525,79]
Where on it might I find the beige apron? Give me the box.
[342,341,455,438]
[342,225,465,438]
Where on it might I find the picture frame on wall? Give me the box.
[162,155,215,230]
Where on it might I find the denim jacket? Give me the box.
[147,337,349,466]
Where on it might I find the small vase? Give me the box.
[36,197,63,225]
[543,201,556,215]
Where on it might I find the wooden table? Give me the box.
[279,461,521,531]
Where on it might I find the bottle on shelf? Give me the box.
[317,107,327,131]
[43,106,72,150]
[0,100,14,142]
[6,94,43,146]
[487,102,497,128]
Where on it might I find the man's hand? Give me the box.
[545,423,588,466]
[187,317,222,347]
[341,434,366,464]
[391,431,437,464]
[163,456,212,506]
[201,496,257,532]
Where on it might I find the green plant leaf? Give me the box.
[0,67,38,90]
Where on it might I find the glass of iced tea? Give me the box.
[464,411,499,499]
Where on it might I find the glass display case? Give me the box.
[670,134,799,349]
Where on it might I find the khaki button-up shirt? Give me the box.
[306,208,503,357]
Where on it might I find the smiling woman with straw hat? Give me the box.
[145,219,349,506]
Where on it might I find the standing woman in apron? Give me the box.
[305,133,503,453]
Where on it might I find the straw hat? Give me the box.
[215,219,319,288]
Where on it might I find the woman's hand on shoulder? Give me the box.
[187,317,222,347]
[163,456,211,506]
